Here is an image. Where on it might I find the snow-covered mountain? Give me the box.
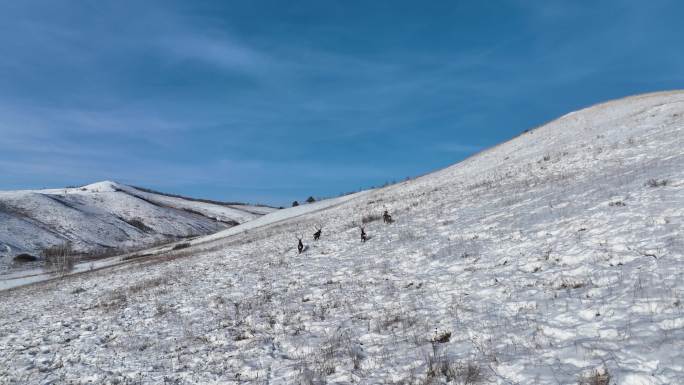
[0,181,275,271]
[0,91,682,384]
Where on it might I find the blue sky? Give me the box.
[1,1,682,206]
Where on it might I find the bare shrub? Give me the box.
[97,276,170,313]
[425,352,483,385]
[127,276,169,295]
[296,363,320,385]
[123,217,152,232]
[102,238,175,261]
[434,238,481,260]
[99,290,128,312]
[172,242,191,250]
[71,287,86,294]
[122,252,152,261]
[375,309,406,332]
[295,329,360,379]
[466,178,497,191]
[556,279,586,290]
[347,344,363,370]
[42,242,72,259]
[362,213,382,224]
[578,368,610,385]
[316,343,337,376]
[42,242,76,274]
[78,245,135,261]
[457,362,484,384]
[646,178,668,187]
[431,331,451,344]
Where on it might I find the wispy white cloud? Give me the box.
[1,0,682,205]
[158,34,272,74]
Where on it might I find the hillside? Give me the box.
[0,91,682,384]
[0,181,275,274]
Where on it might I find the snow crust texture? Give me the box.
[0,91,682,384]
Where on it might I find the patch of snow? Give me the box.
[0,91,683,384]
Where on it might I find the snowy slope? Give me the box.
[0,190,370,291]
[0,91,682,384]
[0,181,275,273]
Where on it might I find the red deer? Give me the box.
[313,224,323,241]
[297,236,304,253]
[383,210,393,224]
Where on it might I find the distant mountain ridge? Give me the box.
[128,185,273,211]
[0,181,276,271]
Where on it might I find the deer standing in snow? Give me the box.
[383,209,393,224]
[360,227,368,243]
[313,224,323,241]
[296,235,304,254]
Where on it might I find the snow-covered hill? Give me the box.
[0,91,682,384]
[0,181,275,273]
